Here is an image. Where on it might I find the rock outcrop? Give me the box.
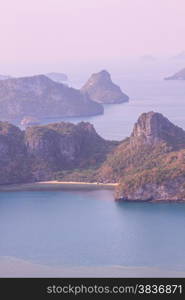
[0,121,116,183]
[81,70,129,104]
[98,112,185,202]
[0,122,32,184]
[165,68,185,80]
[1,112,185,202]
[25,122,116,180]
[130,111,185,149]
[0,75,103,120]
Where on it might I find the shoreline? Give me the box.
[0,180,118,192]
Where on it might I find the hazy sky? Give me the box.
[0,0,185,75]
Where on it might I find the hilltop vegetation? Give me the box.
[1,111,185,201]
[98,112,185,201]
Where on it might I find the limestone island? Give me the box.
[81,70,129,104]
[0,75,103,121]
[1,112,185,202]
[0,74,11,80]
[164,67,185,80]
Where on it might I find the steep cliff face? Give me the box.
[99,112,185,201]
[0,121,116,184]
[81,70,129,104]
[0,75,103,120]
[130,112,185,150]
[0,122,31,184]
[24,122,115,181]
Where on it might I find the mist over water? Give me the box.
[31,59,185,141]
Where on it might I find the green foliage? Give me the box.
[55,168,98,183]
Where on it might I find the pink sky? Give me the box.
[0,0,185,75]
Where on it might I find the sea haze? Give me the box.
[24,61,185,141]
[0,190,185,271]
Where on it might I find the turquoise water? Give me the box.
[0,190,185,271]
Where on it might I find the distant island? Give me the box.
[140,55,156,62]
[1,111,185,202]
[0,74,11,80]
[171,51,185,60]
[0,71,131,122]
[45,72,68,83]
[0,74,103,121]
[164,68,185,80]
[81,70,129,104]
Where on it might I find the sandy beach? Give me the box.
[0,257,185,278]
[0,181,118,192]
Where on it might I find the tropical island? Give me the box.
[0,74,103,121]
[0,71,130,123]
[81,70,129,104]
[1,111,185,202]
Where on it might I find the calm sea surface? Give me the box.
[1,63,185,271]
[0,190,185,270]
[39,78,185,141]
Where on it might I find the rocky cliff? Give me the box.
[98,112,185,201]
[25,122,116,180]
[1,112,185,202]
[81,70,129,104]
[0,122,32,184]
[0,121,116,183]
[0,75,103,120]
[130,111,185,149]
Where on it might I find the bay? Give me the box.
[0,190,185,271]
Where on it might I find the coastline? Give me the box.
[0,181,118,192]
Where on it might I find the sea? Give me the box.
[1,59,185,273]
[30,58,185,141]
